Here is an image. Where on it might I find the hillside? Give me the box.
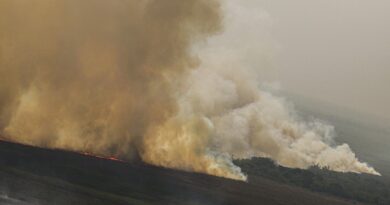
[0,140,359,205]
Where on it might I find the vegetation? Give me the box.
[235,158,390,205]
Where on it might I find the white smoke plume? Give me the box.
[143,0,380,180]
[203,0,380,176]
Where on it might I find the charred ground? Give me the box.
[0,140,367,205]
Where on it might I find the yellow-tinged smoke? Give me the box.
[142,115,247,180]
[0,0,379,181]
[0,0,244,178]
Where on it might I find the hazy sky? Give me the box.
[230,1,390,122]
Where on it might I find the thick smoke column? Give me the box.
[0,0,225,171]
[0,0,379,181]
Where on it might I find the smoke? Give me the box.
[0,0,379,181]
[141,0,380,179]
[0,0,221,153]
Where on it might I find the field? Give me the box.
[0,140,360,205]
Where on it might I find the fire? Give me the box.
[80,152,125,162]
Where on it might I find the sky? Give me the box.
[220,0,390,123]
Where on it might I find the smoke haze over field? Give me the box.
[0,0,380,180]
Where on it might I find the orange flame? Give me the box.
[80,152,125,162]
